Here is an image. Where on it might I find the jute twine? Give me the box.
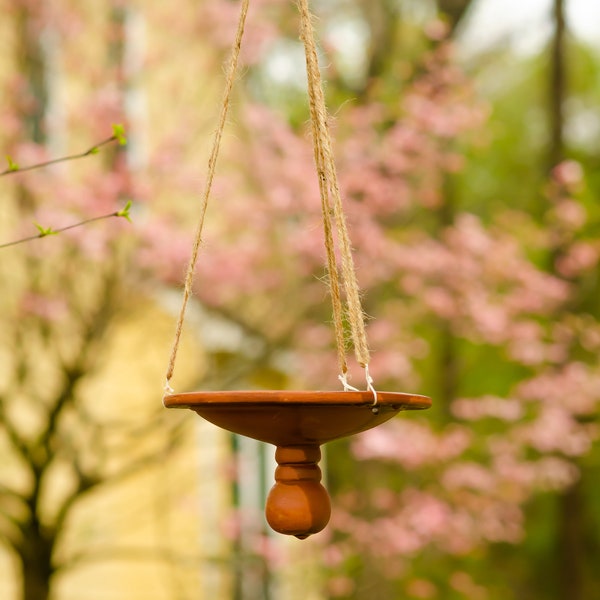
[164,0,250,392]
[297,0,372,380]
[165,0,374,397]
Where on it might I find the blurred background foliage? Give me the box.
[1,0,599,599]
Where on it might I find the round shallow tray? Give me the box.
[164,390,431,538]
[164,390,431,446]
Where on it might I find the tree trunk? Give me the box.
[548,0,566,169]
[19,525,54,600]
[437,0,473,33]
[556,479,585,600]
[547,3,587,599]
[22,563,52,600]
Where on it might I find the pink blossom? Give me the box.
[406,579,438,599]
[352,421,470,468]
[534,457,580,491]
[450,572,488,600]
[514,405,595,457]
[452,396,524,422]
[556,241,600,278]
[407,493,453,538]
[424,19,450,41]
[250,534,287,570]
[517,363,600,415]
[322,544,345,568]
[327,576,356,597]
[552,160,584,189]
[552,198,587,230]
[441,463,496,493]
[19,293,68,322]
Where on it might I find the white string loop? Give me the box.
[365,364,378,409]
[338,372,360,392]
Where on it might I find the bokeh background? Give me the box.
[0,0,599,598]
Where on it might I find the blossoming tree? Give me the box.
[2,1,599,600]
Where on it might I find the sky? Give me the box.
[462,0,600,54]
[264,0,600,89]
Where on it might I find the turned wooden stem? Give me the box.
[266,445,331,540]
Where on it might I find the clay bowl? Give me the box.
[164,390,431,538]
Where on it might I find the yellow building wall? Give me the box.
[0,0,327,597]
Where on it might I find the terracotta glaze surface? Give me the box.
[164,390,431,538]
[163,390,431,446]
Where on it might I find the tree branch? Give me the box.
[1,125,126,178]
[52,416,188,536]
[0,398,33,467]
[0,515,24,549]
[0,201,132,250]
[0,126,130,250]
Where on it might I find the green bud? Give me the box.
[116,200,133,223]
[34,223,57,237]
[112,124,127,146]
[6,155,19,172]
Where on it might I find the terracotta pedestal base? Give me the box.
[267,445,330,539]
[164,390,431,538]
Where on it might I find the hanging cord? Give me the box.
[164,0,250,395]
[298,0,376,402]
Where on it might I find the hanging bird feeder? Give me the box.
[163,0,431,540]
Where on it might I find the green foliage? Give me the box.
[116,200,133,222]
[34,223,58,238]
[111,123,127,146]
[5,155,19,172]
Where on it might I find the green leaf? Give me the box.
[6,155,19,172]
[34,223,57,238]
[111,123,127,146]
[88,146,100,155]
[116,200,133,223]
